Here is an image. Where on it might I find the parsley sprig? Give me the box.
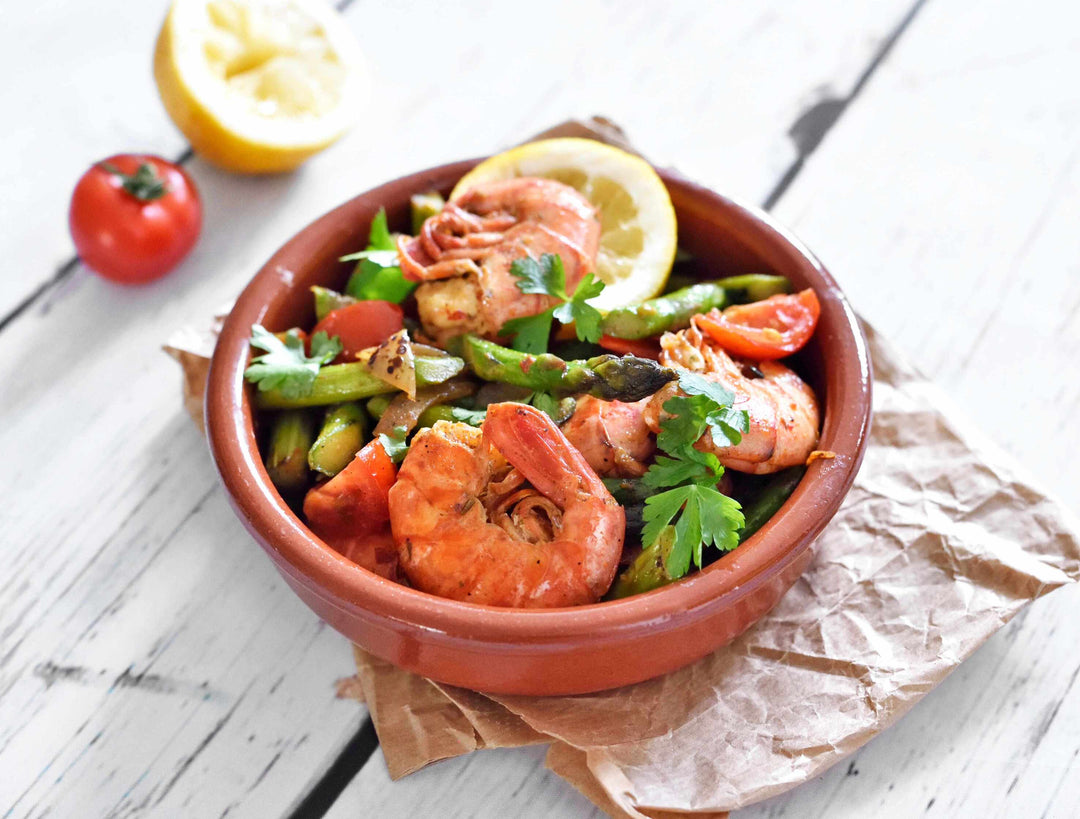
[378,425,410,463]
[340,209,417,303]
[243,326,342,400]
[640,373,750,579]
[500,253,605,354]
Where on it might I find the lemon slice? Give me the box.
[451,138,677,311]
[154,0,366,173]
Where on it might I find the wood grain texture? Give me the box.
[324,746,604,819]
[1,0,918,814]
[739,0,1080,815]
[0,0,188,318]
[6,0,1077,816]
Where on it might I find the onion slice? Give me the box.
[361,328,416,398]
[373,378,477,437]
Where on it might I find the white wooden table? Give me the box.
[3,1,1079,816]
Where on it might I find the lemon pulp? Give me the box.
[451,138,678,310]
[155,0,366,173]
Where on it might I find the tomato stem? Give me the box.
[99,161,169,202]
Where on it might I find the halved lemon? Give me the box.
[154,0,366,173]
[451,138,678,310]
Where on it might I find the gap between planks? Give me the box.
[0,0,359,338]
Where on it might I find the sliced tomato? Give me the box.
[303,439,397,540]
[598,335,661,360]
[312,301,404,359]
[695,288,820,360]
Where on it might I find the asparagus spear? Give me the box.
[265,410,315,493]
[738,466,806,543]
[255,355,465,409]
[416,404,486,428]
[307,402,369,477]
[609,526,677,599]
[410,191,446,233]
[600,274,791,339]
[456,335,676,402]
[311,286,357,322]
[366,394,391,419]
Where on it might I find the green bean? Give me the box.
[609,526,677,599]
[410,191,446,233]
[311,286,357,322]
[264,410,315,493]
[365,394,391,419]
[600,274,791,339]
[307,402,368,477]
[254,355,465,409]
[738,466,806,543]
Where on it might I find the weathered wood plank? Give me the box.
[0,0,187,318]
[332,0,1080,816]
[737,0,1080,814]
[324,746,603,819]
[0,0,985,816]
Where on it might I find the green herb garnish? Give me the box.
[500,253,605,354]
[639,373,749,579]
[378,425,410,463]
[243,326,342,400]
[341,209,418,303]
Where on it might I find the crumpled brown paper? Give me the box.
[167,120,1080,819]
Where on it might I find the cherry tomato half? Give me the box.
[597,335,661,360]
[695,289,821,360]
[312,301,405,359]
[303,440,398,540]
[69,154,201,284]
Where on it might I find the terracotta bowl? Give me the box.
[206,159,872,696]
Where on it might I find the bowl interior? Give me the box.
[207,159,871,645]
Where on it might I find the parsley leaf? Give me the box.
[448,406,487,426]
[639,371,750,579]
[500,308,556,355]
[500,254,607,351]
[341,208,418,303]
[510,254,566,296]
[243,326,342,399]
[378,425,410,464]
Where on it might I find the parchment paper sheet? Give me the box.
[167,120,1080,819]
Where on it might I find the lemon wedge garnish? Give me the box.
[451,138,678,311]
[154,0,366,173]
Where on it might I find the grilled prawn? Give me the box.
[397,177,601,342]
[388,402,623,607]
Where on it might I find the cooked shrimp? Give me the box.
[644,322,819,474]
[397,178,601,342]
[561,395,655,478]
[388,402,624,607]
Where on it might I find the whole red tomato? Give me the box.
[69,154,201,284]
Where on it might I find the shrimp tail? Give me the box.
[484,402,608,503]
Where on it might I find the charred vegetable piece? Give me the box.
[410,191,445,233]
[609,526,677,599]
[364,328,416,398]
[254,355,465,409]
[265,410,315,493]
[311,286,358,322]
[372,379,476,437]
[308,403,369,477]
[599,275,791,340]
[738,466,806,543]
[455,335,676,402]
